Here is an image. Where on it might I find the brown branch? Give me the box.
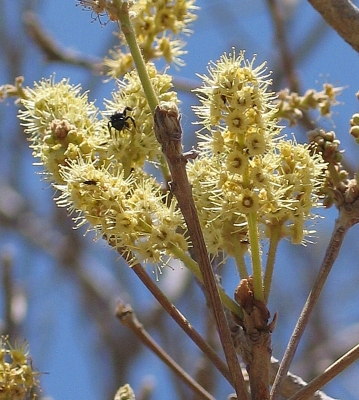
[1,252,16,337]
[116,301,215,400]
[23,11,103,72]
[269,357,337,400]
[270,188,359,399]
[288,343,359,400]
[130,262,234,386]
[266,0,300,92]
[153,104,249,399]
[307,0,359,53]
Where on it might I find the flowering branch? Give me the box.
[153,103,249,399]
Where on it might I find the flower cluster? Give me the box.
[114,384,135,400]
[188,50,327,256]
[0,337,40,399]
[56,159,187,266]
[308,128,348,208]
[104,63,179,175]
[101,0,198,77]
[274,83,342,126]
[18,66,188,267]
[18,77,103,184]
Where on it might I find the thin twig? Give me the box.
[287,343,359,400]
[1,252,15,337]
[130,262,234,386]
[269,357,337,400]
[115,301,215,400]
[271,197,359,399]
[23,11,103,72]
[153,104,249,399]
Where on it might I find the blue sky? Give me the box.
[1,1,359,399]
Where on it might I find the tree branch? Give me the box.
[271,184,359,399]
[116,301,215,400]
[307,0,359,53]
[287,343,359,400]
[153,103,249,399]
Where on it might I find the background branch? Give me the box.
[288,343,359,400]
[307,0,359,53]
[271,190,359,399]
[115,301,215,400]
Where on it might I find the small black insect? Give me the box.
[108,107,136,134]
[83,180,97,185]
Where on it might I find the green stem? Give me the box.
[114,0,158,114]
[233,243,248,279]
[113,0,170,180]
[170,246,243,320]
[246,212,264,302]
[263,222,282,303]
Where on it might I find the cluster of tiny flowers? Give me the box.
[18,77,104,184]
[350,109,359,143]
[18,66,178,177]
[114,384,135,400]
[274,83,342,126]
[0,337,40,399]
[308,128,348,208]
[104,63,179,175]
[56,159,187,265]
[18,67,188,266]
[103,0,198,77]
[187,50,327,254]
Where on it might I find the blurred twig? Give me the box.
[128,259,234,386]
[23,11,103,73]
[1,252,15,337]
[116,301,215,400]
[287,343,359,400]
[269,357,337,400]
[266,0,299,92]
[271,188,359,399]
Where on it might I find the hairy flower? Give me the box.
[189,49,327,251]
[104,63,179,173]
[0,337,40,400]
[18,77,104,184]
[103,0,198,77]
[55,159,188,266]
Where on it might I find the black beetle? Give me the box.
[108,106,136,133]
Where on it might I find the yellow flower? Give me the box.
[102,0,198,76]
[18,77,104,184]
[189,49,328,250]
[56,159,188,266]
[0,337,40,399]
[104,64,179,173]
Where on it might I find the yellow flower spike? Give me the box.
[102,0,197,77]
[190,48,328,301]
[104,63,179,175]
[56,158,188,268]
[18,77,104,184]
